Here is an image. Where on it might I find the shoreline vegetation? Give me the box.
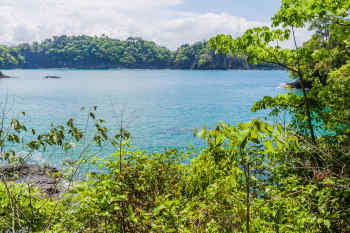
[0,35,280,70]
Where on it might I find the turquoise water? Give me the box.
[0,69,289,165]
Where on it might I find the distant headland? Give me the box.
[0,35,280,70]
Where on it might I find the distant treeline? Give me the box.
[0,35,279,70]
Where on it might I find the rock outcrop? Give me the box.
[0,71,13,78]
[44,75,62,79]
[0,163,65,196]
[286,80,312,89]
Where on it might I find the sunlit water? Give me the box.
[0,69,289,166]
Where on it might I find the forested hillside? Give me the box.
[0,36,277,70]
[0,45,24,68]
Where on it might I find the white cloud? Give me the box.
[0,0,310,49]
[154,13,267,48]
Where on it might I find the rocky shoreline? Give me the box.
[285,79,312,89]
[0,71,13,78]
[0,163,65,196]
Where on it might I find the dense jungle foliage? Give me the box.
[0,0,349,232]
[0,36,277,70]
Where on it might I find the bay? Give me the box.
[0,69,289,165]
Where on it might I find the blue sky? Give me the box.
[0,0,308,49]
[176,0,281,21]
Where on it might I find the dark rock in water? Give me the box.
[286,80,302,89]
[0,71,13,78]
[286,80,312,89]
[44,75,62,79]
[0,163,65,196]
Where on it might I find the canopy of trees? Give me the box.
[0,46,23,68]
[210,0,350,145]
[0,36,278,70]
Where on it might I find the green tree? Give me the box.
[210,0,350,146]
[0,46,23,68]
[209,1,350,232]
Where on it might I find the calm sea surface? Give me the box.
[0,69,289,165]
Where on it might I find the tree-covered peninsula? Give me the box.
[0,35,277,70]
